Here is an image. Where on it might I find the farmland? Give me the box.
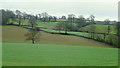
[79,24,117,34]
[2,25,118,66]
[3,43,118,66]
[2,8,119,66]
[2,26,110,47]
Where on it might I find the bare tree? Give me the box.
[25,16,40,44]
[15,10,21,18]
[28,16,37,28]
[37,14,41,20]
[87,15,95,24]
[15,10,24,26]
[56,22,64,33]
[104,19,110,25]
[68,14,76,22]
[76,15,86,28]
[41,12,49,21]
[63,22,75,34]
[56,21,74,34]
[25,28,40,44]
[61,16,66,19]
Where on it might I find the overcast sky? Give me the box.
[0,0,119,21]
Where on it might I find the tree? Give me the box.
[22,12,28,19]
[53,16,57,22]
[76,15,86,28]
[25,16,40,44]
[104,19,110,25]
[37,14,41,20]
[56,22,64,33]
[102,27,108,41]
[15,10,21,18]
[25,28,40,44]
[68,14,76,22]
[48,15,53,21]
[41,12,49,21]
[1,9,9,25]
[60,21,74,34]
[116,22,120,48]
[104,19,111,34]
[87,25,96,39]
[0,10,2,25]
[87,15,95,24]
[61,16,66,19]
[28,16,37,28]
[0,9,15,25]
[107,25,111,34]
[15,10,23,26]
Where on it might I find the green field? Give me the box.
[3,26,110,47]
[40,28,118,47]
[79,24,117,34]
[3,43,118,66]
[9,19,58,29]
[2,26,118,66]
[37,21,59,29]
[9,19,117,34]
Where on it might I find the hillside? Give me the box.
[3,26,111,47]
[79,24,116,34]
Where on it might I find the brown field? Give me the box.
[2,26,111,47]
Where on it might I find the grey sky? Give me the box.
[0,1,118,21]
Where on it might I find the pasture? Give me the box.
[79,24,117,34]
[2,26,118,66]
[3,43,118,66]
[3,26,111,47]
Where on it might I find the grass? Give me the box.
[2,26,111,47]
[57,19,67,21]
[2,26,118,66]
[3,43,118,66]
[36,21,59,28]
[40,27,118,46]
[9,19,59,28]
[9,19,117,34]
[79,24,117,34]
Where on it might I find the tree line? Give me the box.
[1,9,120,47]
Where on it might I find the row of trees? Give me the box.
[55,19,119,47]
[0,9,40,44]
[1,9,120,47]
[116,22,120,48]
[1,9,58,25]
[55,14,96,33]
[1,9,112,26]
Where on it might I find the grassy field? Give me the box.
[3,26,111,47]
[36,21,59,29]
[2,26,118,66]
[40,28,118,47]
[79,24,116,34]
[3,43,118,66]
[9,19,58,29]
[9,19,117,34]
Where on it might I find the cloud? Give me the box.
[0,0,119,2]
[0,1,118,21]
